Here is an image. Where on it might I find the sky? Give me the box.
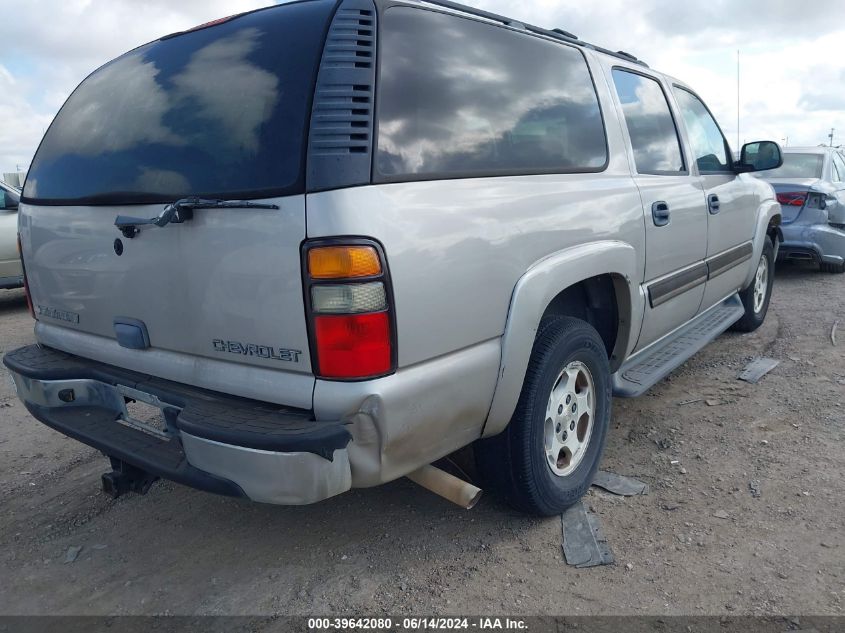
[0,0,842,174]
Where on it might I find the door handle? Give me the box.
[708,194,721,214]
[651,201,670,227]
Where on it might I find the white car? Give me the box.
[0,180,23,289]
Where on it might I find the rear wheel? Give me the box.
[731,237,775,333]
[820,261,845,274]
[475,317,611,516]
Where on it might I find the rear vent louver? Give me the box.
[306,0,377,191]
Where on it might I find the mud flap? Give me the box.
[560,501,615,568]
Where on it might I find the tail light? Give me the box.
[303,241,395,380]
[776,192,806,207]
[17,233,35,319]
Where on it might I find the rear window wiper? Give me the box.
[114,198,279,238]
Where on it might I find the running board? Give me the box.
[612,294,745,397]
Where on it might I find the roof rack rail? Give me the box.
[552,27,578,39]
[417,0,649,68]
[614,50,640,62]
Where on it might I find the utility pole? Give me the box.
[830,128,835,147]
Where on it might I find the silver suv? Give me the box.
[5,0,784,515]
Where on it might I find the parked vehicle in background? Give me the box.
[4,0,784,516]
[0,180,23,290]
[755,146,845,273]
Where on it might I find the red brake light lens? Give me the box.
[776,192,806,207]
[305,240,394,380]
[314,312,391,378]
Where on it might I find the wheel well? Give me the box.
[768,214,783,244]
[540,275,620,360]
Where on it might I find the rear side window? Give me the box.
[673,88,733,173]
[24,0,336,204]
[611,69,685,174]
[375,8,607,180]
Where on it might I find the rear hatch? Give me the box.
[18,0,338,404]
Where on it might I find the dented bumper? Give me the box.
[3,345,352,505]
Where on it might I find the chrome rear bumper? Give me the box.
[5,345,352,505]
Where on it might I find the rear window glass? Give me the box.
[375,8,608,180]
[762,153,824,179]
[24,0,335,204]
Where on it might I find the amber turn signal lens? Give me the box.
[308,246,382,279]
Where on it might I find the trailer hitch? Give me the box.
[101,457,159,498]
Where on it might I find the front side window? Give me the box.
[375,8,607,179]
[673,88,733,173]
[24,0,336,203]
[611,69,684,174]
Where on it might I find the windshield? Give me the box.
[761,153,824,179]
[23,0,335,204]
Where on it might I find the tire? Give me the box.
[730,237,775,333]
[820,261,845,274]
[475,317,611,516]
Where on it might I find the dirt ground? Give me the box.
[0,262,843,619]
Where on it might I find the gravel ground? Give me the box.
[0,262,843,619]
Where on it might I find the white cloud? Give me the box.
[0,64,54,172]
[0,0,276,172]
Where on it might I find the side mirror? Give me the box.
[736,140,783,173]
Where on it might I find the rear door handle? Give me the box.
[708,194,721,214]
[651,201,670,227]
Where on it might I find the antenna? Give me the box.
[736,50,740,151]
[830,128,835,147]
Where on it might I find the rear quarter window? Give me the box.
[374,7,608,180]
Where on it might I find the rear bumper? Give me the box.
[3,345,352,505]
[779,223,845,266]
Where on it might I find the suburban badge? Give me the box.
[36,305,80,324]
